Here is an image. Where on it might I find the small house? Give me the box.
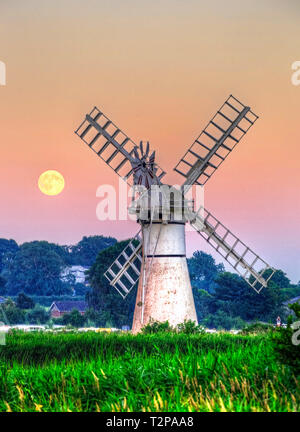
[49,301,87,318]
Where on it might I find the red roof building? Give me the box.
[49,301,87,318]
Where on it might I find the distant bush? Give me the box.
[16,292,35,310]
[177,320,205,334]
[202,310,245,330]
[272,303,300,375]
[1,299,25,324]
[61,309,86,328]
[141,320,174,334]
[26,306,50,324]
[241,322,274,335]
[142,320,205,335]
[84,308,104,327]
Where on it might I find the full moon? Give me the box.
[38,170,65,196]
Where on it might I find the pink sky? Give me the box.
[0,0,299,281]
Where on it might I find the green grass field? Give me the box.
[0,331,299,412]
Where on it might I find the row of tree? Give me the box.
[0,236,299,329]
[0,297,49,325]
[0,236,116,296]
[0,295,91,326]
[86,243,300,329]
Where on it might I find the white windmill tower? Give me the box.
[75,95,276,333]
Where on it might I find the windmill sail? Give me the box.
[104,233,142,299]
[189,208,275,292]
[174,95,258,191]
[75,107,166,187]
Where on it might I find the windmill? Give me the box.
[75,95,276,333]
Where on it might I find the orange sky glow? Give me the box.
[0,0,299,281]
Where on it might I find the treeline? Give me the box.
[86,244,300,329]
[0,237,299,329]
[0,236,116,296]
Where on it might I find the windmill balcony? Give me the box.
[128,186,195,223]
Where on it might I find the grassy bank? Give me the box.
[0,331,298,412]
[0,331,264,364]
